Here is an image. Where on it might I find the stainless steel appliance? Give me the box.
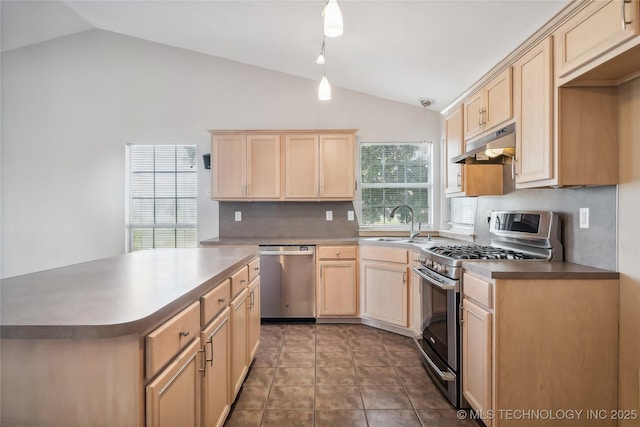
[259,245,316,320]
[413,210,562,408]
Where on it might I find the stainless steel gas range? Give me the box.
[412,210,563,408]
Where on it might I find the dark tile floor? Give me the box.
[224,323,477,427]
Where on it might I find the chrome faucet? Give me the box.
[389,204,420,240]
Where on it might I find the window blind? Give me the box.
[128,144,197,251]
[360,142,432,227]
[447,197,477,230]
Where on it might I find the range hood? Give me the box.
[452,122,515,164]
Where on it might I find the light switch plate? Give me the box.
[235,211,242,221]
[579,208,589,228]
[326,211,333,221]
[348,210,355,221]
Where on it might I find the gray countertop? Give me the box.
[462,260,619,280]
[201,237,360,246]
[0,247,259,339]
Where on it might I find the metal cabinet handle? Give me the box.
[622,0,633,30]
[254,267,260,271]
[456,173,461,187]
[198,347,206,374]
[218,298,226,304]
[179,330,190,338]
[206,337,214,367]
[478,108,482,127]
[402,271,407,284]
[240,279,246,284]
[512,158,518,179]
[336,251,340,257]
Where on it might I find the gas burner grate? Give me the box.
[429,245,537,260]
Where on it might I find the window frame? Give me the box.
[126,143,198,252]
[358,141,434,231]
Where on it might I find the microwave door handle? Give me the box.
[412,267,456,291]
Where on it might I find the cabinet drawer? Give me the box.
[360,245,408,264]
[231,266,249,297]
[463,273,493,309]
[201,279,231,327]
[318,245,357,260]
[146,301,200,379]
[248,257,260,282]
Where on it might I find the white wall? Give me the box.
[1,29,442,278]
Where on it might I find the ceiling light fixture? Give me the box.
[318,76,331,101]
[323,0,343,38]
[316,38,326,65]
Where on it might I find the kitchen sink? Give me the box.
[371,237,411,242]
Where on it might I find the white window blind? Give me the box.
[128,144,197,251]
[360,142,432,227]
[447,197,477,230]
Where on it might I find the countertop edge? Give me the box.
[1,248,260,339]
[462,261,620,280]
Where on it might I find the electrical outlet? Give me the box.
[326,211,333,221]
[348,210,355,221]
[235,211,242,222]
[579,208,589,229]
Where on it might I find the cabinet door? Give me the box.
[555,0,640,78]
[146,339,201,427]
[319,134,355,199]
[513,37,554,186]
[247,278,261,363]
[247,134,281,199]
[462,298,492,424]
[361,260,408,327]
[229,288,249,401]
[201,308,230,427]
[463,90,485,141]
[484,67,512,130]
[444,105,464,195]
[317,260,358,316]
[213,135,246,199]
[284,134,319,198]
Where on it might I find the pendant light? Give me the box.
[318,76,331,100]
[323,0,343,38]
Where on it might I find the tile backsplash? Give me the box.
[474,185,617,271]
[219,201,359,238]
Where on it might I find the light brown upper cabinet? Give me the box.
[513,37,555,186]
[211,133,281,200]
[445,104,504,198]
[463,68,513,141]
[444,105,464,195]
[285,131,356,200]
[555,0,640,79]
[514,36,619,189]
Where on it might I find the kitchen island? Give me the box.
[0,247,260,427]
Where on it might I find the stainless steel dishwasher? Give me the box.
[259,245,315,320]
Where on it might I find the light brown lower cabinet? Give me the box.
[462,298,492,426]
[317,245,358,317]
[230,287,250,401]
[462,272,619,427]
[146,338,202,427]
[360,246,409,327]
[201,307,231,427]
[247,277,261,362]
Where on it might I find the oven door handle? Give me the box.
[412,267,456,291]
[415,340,456,382]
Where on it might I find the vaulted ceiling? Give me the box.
[1,0,570,110]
